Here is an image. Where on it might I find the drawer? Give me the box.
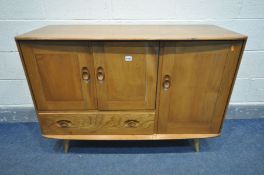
[38,111,155,135]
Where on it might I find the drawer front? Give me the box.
[38,111,155,135]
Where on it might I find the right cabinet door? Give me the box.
[158,41,243,134]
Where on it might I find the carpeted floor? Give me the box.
[0,119,263,175]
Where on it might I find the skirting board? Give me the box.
[0,105,264,122]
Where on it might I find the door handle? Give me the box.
[81,67,90,83]
[97,66,105,82]
[162,75,171,90]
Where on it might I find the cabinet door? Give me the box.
[158,41,243,134]
[20,41,97,110]
[93,42,158,110]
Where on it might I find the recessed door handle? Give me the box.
[162,75,171,90]
[81,67,90,83]
[97,66,105,82]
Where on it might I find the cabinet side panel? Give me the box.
[211,40,245,133]
[16,41,38,110]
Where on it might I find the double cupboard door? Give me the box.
[20,41,159,111]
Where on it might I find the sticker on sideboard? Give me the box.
[124,55,133,62]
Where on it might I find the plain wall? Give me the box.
[0,0,264,107]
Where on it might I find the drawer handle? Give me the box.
[56,120,72,128]
[124,120,139,128]
[81,67,90,83]
[162,75,171,90]
[97,66,105,82]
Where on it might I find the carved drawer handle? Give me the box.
[124,120,139,128]
[56,120,72,128]
[81,67,90,83]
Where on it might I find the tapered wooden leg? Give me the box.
[194,139,200,152]
[63,140,70,153]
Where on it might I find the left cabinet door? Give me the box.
[19,41,97,110]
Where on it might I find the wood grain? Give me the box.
[211,41,245,132]
[39,111,155,135]
[92,41,158,110]
[19,41,97,110]
[43,133,220,140]
[15,25,246,41]
[16,25,247,141]
[157,41,243,134]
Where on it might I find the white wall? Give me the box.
[0,0,264,107]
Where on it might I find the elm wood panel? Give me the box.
[43,133,220,140]
[15,25,246,41]
[92,41,158,110]
[19,41,97,110]
[16,41,39,111]
[211,41,245,132]
[38,111,155,135]
[158,41,243,134]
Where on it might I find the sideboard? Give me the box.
[15,25,247,152]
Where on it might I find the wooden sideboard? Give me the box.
[15,25,247,152]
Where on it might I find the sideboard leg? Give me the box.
[63,140,70,153]
[194,139,200,152]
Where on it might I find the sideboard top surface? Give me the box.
[15,25,247,41]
